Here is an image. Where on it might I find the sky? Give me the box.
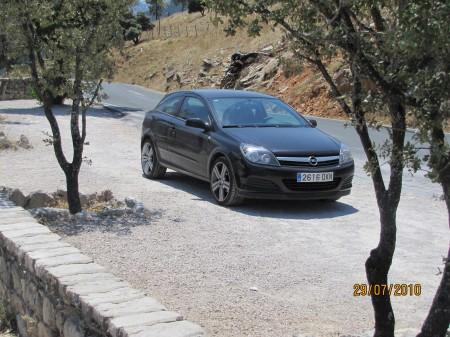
[134,0,183,16]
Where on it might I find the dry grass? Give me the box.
[113,11,282,91]
[52,198,123,213]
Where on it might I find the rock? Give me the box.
[17,134,32,149]
[53,189,67,201]
[63,317,84,337]
[198,70,207,78]
[79,194,88,207]
[262,58,280,80]
[249,286,258,291]
[10,188,28,207]
[125,197,137,208]
[165,69,176,81]
[202,58,214,71]
[260,45,274,54]
[146,72,157,80]
[27,191,54,209]
[0,132,16,150]
[38,322,55,337]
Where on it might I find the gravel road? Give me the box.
[0,100,448,337]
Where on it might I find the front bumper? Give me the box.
[234,159,355,200]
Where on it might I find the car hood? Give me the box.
[225,127,341,156]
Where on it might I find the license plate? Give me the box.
[297,172,334,183]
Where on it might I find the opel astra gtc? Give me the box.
[141,89,354,206]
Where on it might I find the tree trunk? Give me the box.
[366,205,397,337]
[417,151,450,337]
[417,246,450,337]
[66,168,82,214]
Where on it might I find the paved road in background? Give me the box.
[101,82,444,198]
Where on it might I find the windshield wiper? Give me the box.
[257,124,301,128]
[222,124,257,128]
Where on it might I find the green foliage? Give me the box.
[204,0,449,183]
[136,13,154,32]
[120,11,154,45]
[3,0,132,101]
[188,0,205,15]
[280,57,303,78]
[2,0,133,213]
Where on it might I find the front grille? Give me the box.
[283,178,341,191]
[243,177,280,192]
[276,155,340,168]
[278,159,339,167]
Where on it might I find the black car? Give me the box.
[141,89,354,206]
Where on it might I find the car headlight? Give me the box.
[339,143,353,165]
[240,143,280,166]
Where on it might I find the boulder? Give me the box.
[26,191,54,209]
[260,45,274,54]
[262,58,280,80]
[79,194,88,207]
[125,197,137,208]
[202,58,214,71]
[17,134,32,149]
[53,189,68,201]
[0,132,15,150]
[10,188,28,207]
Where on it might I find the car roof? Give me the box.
[170,89,276,100]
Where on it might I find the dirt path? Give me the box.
[0,100,447,337]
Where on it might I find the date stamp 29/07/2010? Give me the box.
[353,283,422,297]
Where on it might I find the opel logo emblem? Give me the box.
[309,156,318,166]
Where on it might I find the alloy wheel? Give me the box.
[141,142,154,175]
[211,161,231,202]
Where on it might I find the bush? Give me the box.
[188,0,205,15]
[280,57,304,78]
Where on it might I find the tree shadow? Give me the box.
[155,171,359,220]
[31,207,164,237]
[0,104,130,119]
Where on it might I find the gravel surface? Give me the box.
[0,100,448,337]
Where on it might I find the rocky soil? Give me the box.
[1,186,156,236]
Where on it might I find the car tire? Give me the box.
[141,139,166,179]
[210,157,244,206]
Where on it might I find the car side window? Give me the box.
[178,97,211,122]
[156,96,183,115]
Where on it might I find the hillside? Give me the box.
[113,11,345,120]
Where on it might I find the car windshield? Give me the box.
[209,97,309,128]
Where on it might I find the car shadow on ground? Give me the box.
[157,171,359,220]
[0,105,131,119]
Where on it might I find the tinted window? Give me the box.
[156,96,183,115]
[209,97,309,127]
[178,97,211,122]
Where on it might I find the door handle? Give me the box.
[169,125,176,136]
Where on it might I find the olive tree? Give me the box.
[398,3,450,336]
[2,0,132,214]
[204,1,449,336]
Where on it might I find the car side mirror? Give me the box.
[186,118,210,131]
[309,119,317,128]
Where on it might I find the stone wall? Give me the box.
[0,78,34,100]
[0,193,205,337]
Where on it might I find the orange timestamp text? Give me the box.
[353,283,422,297]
